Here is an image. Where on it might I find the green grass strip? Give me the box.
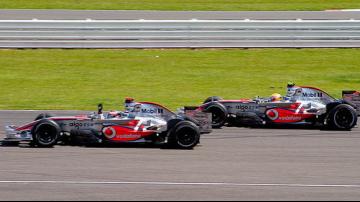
[0,48,359,110]
[0,0,360,11]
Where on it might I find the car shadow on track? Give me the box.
[224,122,357,131]
[0,141,197,150]
[201,123,358,140]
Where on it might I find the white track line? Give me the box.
[0,181,360,188]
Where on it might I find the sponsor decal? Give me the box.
[278,116,302,121]
[302,92,323,98]
[266,109,279,121]
[102,127,116,139]
[116,134,142,139]
[235,105,258,111]
[141,108,164,114]
[69,122,94,129]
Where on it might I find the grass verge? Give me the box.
[0,48,359,110]
[0,0,360,11]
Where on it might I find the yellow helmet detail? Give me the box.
[271,93,282,102]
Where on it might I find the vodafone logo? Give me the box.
[266,109,279,121]
[102,127,116,139]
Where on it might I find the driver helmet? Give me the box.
[270,93,282,102]
[124,97,136,112]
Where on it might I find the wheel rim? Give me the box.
[36,124,57,144]
[177,127,197,147]
[334,108,354,128]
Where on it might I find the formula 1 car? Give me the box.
[2,98,211,149]
[199,83,358,130]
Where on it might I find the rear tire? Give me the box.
[204,103,228,128]
[31,119,61,147]
[167,121,200,149]
[327,104,357,130]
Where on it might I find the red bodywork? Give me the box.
[102,120,157,142]
[215,99,317,124]
[265,105,315,123]
[102,126,156,142]
[14,116,158,142]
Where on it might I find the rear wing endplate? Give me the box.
[184,106,212,134]
[343,90,360,116]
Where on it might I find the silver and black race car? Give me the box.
[198,83,358,130]
[2,98,211,149]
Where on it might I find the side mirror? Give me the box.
[98,104,103,114]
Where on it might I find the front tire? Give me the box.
[203,96,223,104]
[167,121,200,149]
[34,113,53,121]
[327,104,357,130]
[31,119,61,147]
[204,103,228,128]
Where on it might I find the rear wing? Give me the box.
[343,90,360,116]
[184,106,212,134]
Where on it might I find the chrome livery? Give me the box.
[200,84,358,130]
[2,99,211,149]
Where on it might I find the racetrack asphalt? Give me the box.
[0,110,360,201]
[1,10,360,20]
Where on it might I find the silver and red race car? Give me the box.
[2,98,211,149]
[198,83,358,130]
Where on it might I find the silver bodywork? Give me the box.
[222,86,337,117]
[4,125,32,142]
[3,100,211,143]
[4,115,167,143]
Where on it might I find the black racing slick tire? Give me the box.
[34,113,53,121]
[203,96,223,104]
[327,104,357,130]
[167,121,200,149]
[204,102,228,128]
[31,119,61,147]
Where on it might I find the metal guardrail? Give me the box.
[1,20,360,48]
